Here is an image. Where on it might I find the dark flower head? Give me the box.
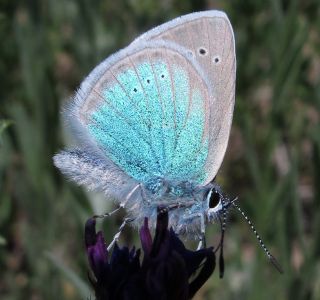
[85,219,144,299]
[85,208,215,300]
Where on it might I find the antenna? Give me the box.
[231,199,283,274]
[215,197,228,278]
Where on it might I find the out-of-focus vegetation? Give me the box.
[0,0,319,299]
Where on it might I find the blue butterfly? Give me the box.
[54,10,236,247]
[54,11,285,274]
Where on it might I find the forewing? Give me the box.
[67,42,212,185]
[133,11,236,184]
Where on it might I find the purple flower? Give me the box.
[85,209,215,300]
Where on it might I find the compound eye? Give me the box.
[209,190,220,208]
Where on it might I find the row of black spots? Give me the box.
[132,75,166,93]
[187,47,221,64]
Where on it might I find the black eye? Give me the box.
[209,190,220,208]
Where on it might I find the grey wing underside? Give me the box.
[54,10,235,203]
[54,40,212,203]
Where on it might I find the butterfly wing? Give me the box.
[56,40,213,194]
[55,10,235,201]
[53,149,139,202]
[132,11,236,184]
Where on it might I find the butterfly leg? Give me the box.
[92,189,136,219]
[197,234,207,250]
[181,212,206,250]
[197,213,206,250]
[158,201,196,212]
[124,183,142,205]
[93,205,122,219]
[94,183,143,219]
[107,217,135,252]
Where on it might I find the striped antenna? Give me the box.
[231,200,283,274]
[219,197,228,278]
[215,197,229,278]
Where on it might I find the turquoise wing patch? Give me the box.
[86,49,210,185]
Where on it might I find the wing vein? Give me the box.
[90,87,153,152]
[127,55,162,171]
[148,51,166,170]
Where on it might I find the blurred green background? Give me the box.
[1,0,319,299]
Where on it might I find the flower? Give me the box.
[85,219,144,299]
[85,208,215,300]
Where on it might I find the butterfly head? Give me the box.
[204,188,284,274]
[205,186,227,223]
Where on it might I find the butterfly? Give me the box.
[54,11,285,274]
[54,10,235,245]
